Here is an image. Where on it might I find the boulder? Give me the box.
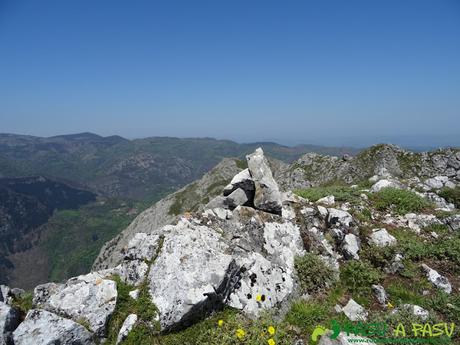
[368,228,397,247]
[116,314,138,344]
[246,148,282,214]
[317,195,335,206]
[342,234,360,260]
[13,309,94,345]
[33,272,117,336]
[223,169,254,197]
[327,209,353,227]
[225,188,249,209]
[424,176,446,189]
[147,221,234,330]
[421,264,452,294]
[370,179,403,193]
[342,299,367,321]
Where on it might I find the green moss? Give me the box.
[370,187,431,215]
[294,253,336,293]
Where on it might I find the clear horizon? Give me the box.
[1,1,459,147]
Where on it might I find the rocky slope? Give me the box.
[1,145,460,345]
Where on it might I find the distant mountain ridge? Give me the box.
[0,132,360,201]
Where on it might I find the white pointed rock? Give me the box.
[116,314,138,344]
[246,148,282,214]
[369,228,397,247]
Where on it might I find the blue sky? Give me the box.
[0,0,459,147]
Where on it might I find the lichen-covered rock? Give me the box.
[124,232,160,261]
[148,220,233,330]
[116,260,149,286]
[370,179,403,193]
[246,148,282,214]
[342,234,360,260]
[328,209,353,227]
[368,228,397,247]
[34,272,117,336]
[13,309,94,345]
[342,299,367,321]
[421,264,452,294]
[372,284,388,305]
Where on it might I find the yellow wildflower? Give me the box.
[236,328,246,340]
[256,294,262,302]
[387,302,394,309]
[217,319,224,327]
[268,326,276,335]
[268,339,276,345]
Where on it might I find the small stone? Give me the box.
[327,208,353,227]
[369,228,397,247]
[372,285,388,305]
[116,314,138,344]
[342,299,368,321]
[129,289,140,300]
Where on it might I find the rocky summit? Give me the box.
[1,145,460,345]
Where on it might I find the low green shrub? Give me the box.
[295,186,362,204]
[294,253,336,293]
[370,188,431,215]
[340,260,381,295]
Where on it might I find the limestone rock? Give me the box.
[223,169,254,197]
[317,195,335,206]
[13,309,94,345]
[369,228,397,247]
[124,233,160,261]
[225,188,249,209]
[0,302,20,345]
[421,264,452,294]
[116,314,138,344]
[33,272,117,336]
[116,260,149,286]
[342,299,367,321]
[342,234,360,260]
[327,209,353,227]
[148,221,233,330]
[370,179,403,193]
[372,284,388,305]
[246,148,282,214]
